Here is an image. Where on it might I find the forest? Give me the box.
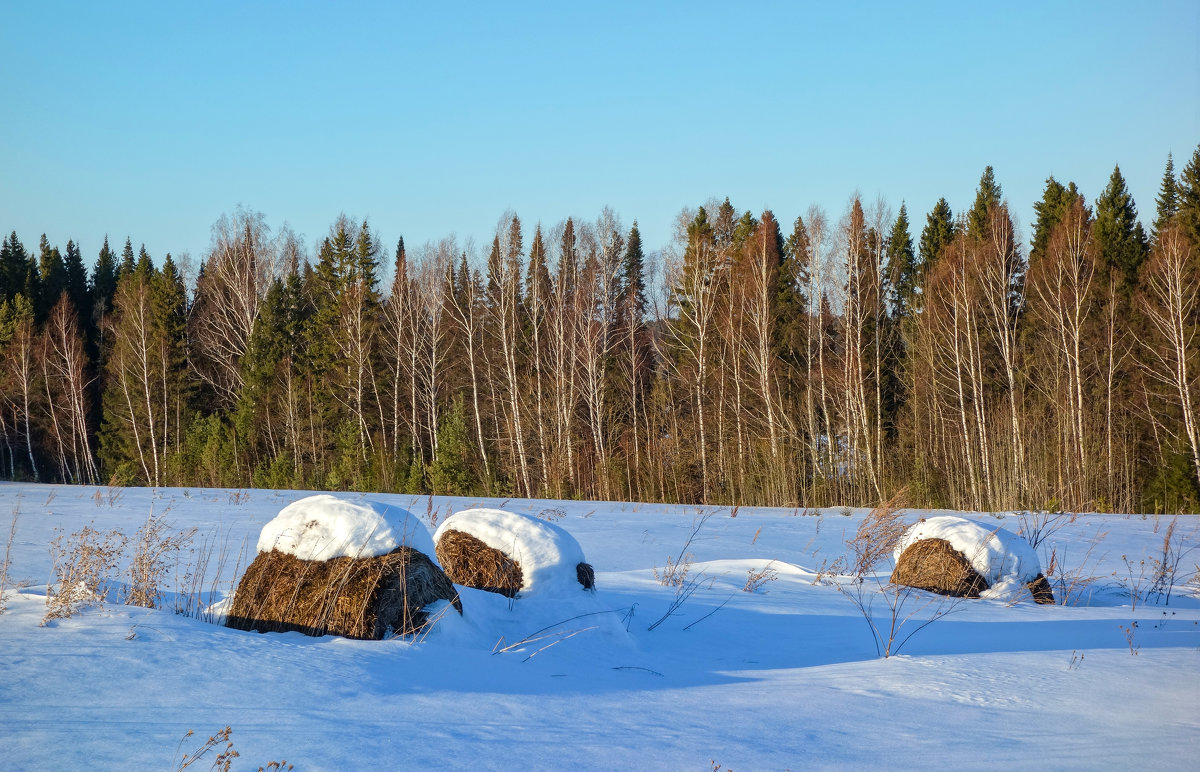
[2,148,1198,513]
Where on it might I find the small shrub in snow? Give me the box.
[743,562,778,593]
[0,504,19,616]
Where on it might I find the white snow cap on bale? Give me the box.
[895,515,1043,600]
[257,494,435,561]
[434,508,589,597]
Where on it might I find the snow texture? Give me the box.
[257,494,435,561]
[895,515,1043,599]
[434,508,589,597]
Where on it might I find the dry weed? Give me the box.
[1,503,20,616]
[654,511,712,588]
[743,562,778,593]
[126,510,197,609]
[848,489,909,578]
[43,523,128,623]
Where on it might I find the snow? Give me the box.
[256,494,435,561]
[895,515,1044,600]
[1,486,1198,769]
[434,508,590,597]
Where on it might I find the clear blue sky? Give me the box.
[3,0,1198,271]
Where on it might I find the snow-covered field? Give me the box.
[1,483,1198,770]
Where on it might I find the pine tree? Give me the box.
[918,198,955,270]
[1093,164,1149,289]
[1152,152,1179,242]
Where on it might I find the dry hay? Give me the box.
[226,546,461,640]
[435,529,524,597]
[890,538,989,598]
[435,529,596,597]
[1026,573,1055,605]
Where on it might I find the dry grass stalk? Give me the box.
[172,726,292,772]
[1,503,19,616]
[43,523,128,624]
[849,488,909,578]
[227,547,461,639]
[127,510,197,609]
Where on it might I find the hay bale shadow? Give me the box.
[227,546,461,640]
[890,538,989,598]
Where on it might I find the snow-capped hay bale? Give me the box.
[257,494,436,561]
[435,528,524,598]
[892,516,1054,604]
[227,546,461,639]
[891,538,989,598]
[434,508,594,597]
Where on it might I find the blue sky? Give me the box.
[3,1,1197,270]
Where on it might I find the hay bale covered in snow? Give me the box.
[891,538,989,598]
[434,508,595,598]
[227,494,460,639]
[891,516,1054,604]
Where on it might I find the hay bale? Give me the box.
[890,538,989,598]
[435,529,524,598]
[1026,573,1055,605]
[227,546,461,639]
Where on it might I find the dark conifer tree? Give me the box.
[118,237,136,277]
[1093,164,1149,289]
[887,203,918,320]
[0,232,29,304]
[967,166,1002,237]
[1030,177,1081,267]
[36,235,66,320]
[1176,144,1200,248]
[1152,152,1179,242]
[63,240,90,323]
[918,198,955,270]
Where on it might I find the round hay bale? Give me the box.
[1026,573,1055,605]
[433,508,595,597]
[890,537,989,598]
[435,529,524,598]
[227,546,461,640]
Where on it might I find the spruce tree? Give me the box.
[1152,152,1179,242]
[918,198,955,270]
[1093,164,1149,288]
[118,237,135,277]
[0,232,29,304]
[1030,177,1080,267]
[887,203,918,319]
[63,240,90,323]
[967,166,1003,237]
[37,235,66,320]
[1176,144,1200,248]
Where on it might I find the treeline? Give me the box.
[2,149,1199,512]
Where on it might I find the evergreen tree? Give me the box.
[918,198,955,270]
[36,234,66,320]
[63,239,91,323]
[1176,144,1200,248]
[1093,164,1149,289]
[0,232,30,304]
[427,394,478,495]
[1152,152,1179,242]
[1030,177,1080,267]
[887,203,919,319]
[967,166,1002,237]
[118,237,135,277]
